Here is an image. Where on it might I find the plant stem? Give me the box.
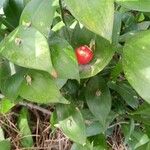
[19,101,51,115]
[108,121,140,129]
[59,0,66,25]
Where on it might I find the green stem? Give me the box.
[59,0,66,25]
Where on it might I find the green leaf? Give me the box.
[93,146,106,150]
[71,24,94,48]
[133,131,149,149]
[123,20,146,35]
[71,141,93,150]
[108,81,139,109]
[49,37,79,80]
[0,25,55,75]
[119,31,141,43]
[23,0,31,6]
[86,121,103,137]
[131,102,150,115]
[56,104,86,145]
[0,126,4,140]
[0,139,11,150]
[20,0,58,37]
[0,0,5,9]
[61,80,79,99]
[1,70,25,100]
[81,109,116,137]
[116,0,150,12]
[110,61,123,81]
[120,21,150,42]
[85,76,111,129]
[122,126,149,149]
[18,108,33,148]
[145,125,150,138]
[19,70,69,104]
[55,78,67,89]
[0,98,15,114]
[112,12,122,46]
[131,114,150,126]
[71,25,114,78]
[81,109,104,137]
[90,134,107,149]
[0,59,10,88]
[136,142,150,150]
[122,119,135,144]
[3,0,24,28]
[64,0,114,41]
[123,30,150,103]
[50,111,58,128]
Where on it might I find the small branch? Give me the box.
[108,121,140,129]
[58,0,72,43]
[19,101,51,115]
[59,0,66,25]
[108,121,129,129]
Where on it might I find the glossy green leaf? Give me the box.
[90,134,107,149]
[123,30,150,103]
[116,0,150,12]
[0,59,10,88]
[131,102,150,115]
[122,125,149,149]
[55,78,67,89]
[133,131,149,149]
[110,61,123,81]
[85,76,111,129]
[119,31,141,43]
[18,108,33,148]
[145,125,150,138]
[0,25,55,75]
[137,142,150,150]
[0,140,11,150]
[61,80,79,99]
[122,12,136,29]
[49,37,79,80]
[122,119,135,144]
[122,123,149,150]
[64,0,114,41]
[19,70,69,104]
[131,114,150,126]
[0,98,15,114]
[86,121,103,137]
[81,109,104,137]
[56,104,86,145]
[71,25,114,78]
[120,21,150,42]
[20,0,58,37]
[3,0,24,28]
[108,81,139,109]
[1,71,25,100]
[112,12,122,46]
[82,109,116,137]
[135,22,150,30]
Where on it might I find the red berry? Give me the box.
[75,45,94,65]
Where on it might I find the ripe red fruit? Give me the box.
[75,45,94,65]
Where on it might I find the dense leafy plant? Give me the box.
[0,0,150,149]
